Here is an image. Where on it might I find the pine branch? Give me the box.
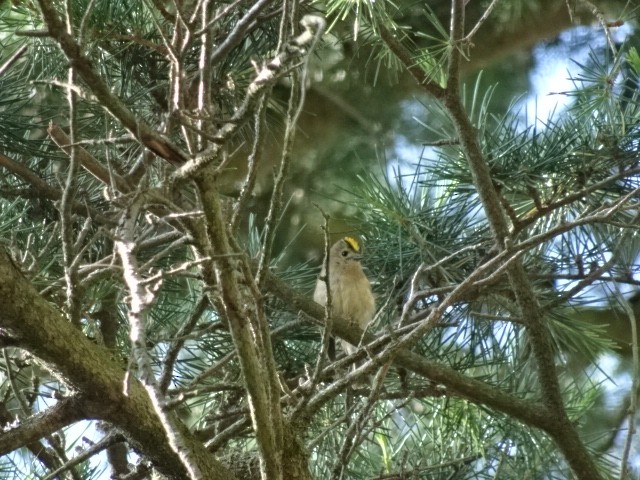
[264,272,550,427]
[48,124,133,193]
[41,432,126,480]
[36,0,189,166]
[0,401,67,476]
[0,153,115,225]
[195,168,286,478]
[0,396,84,456]
[377,2,607,477]
[0,249,235,480]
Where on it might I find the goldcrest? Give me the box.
[313,237,375,355]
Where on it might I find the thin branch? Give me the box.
[289,207,333,421]
[60,37,81,327]
[0,154,113,224]
[619,294,639,479]
[447,0,465,92]
[0,402,65,476]
[149,0,175,23]
[204,417,252,453]
[196,0,244,35]
[399,243,486,325]
[332,364,390,479]
[577,0,617,54]
[209,0,275,66]
[533,272,640,287]
[0,396,85,456]
[462,0,500,44]
[172,351,234,393]
[231,93,268,233]
[159,296,209,394]
[3,349,32,415]
[48,124,132,193]
[255,13,324,286]
[378,24,445,99]
[196,0,213,151]
[255,81,300,285]
[0,45,28,77]
[41,432,125,480]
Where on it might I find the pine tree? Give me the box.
[0,1,638,479]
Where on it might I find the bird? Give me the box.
[313,237,375,357]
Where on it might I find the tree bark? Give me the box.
[0,250,235,480]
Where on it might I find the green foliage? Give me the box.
[0,0,638,479]
[323,43,640,477]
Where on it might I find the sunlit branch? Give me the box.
[60,38,81,327]
[115,193,209,480]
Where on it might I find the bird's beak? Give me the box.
[351,254,362,261]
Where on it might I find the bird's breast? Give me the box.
[330,268,375,326]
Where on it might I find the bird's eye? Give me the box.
[341,250,348,257]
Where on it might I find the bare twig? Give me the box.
[48,124,132,193]
[196,0,213,152]
[0,45,28,77]
[618,293,639,479]
[332,364,390,479]
[231,93,268,233]
[41,432,125,480]
[2,349,31,415]
[577,0,618,54]
[290,207,333,420]
[399,243,486,325]
[196,0,244,35]
[209,0,275,66]
[159,296,209,394]
[462,0,500,44]
[59,24,82,327]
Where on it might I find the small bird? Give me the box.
[313,237,375,356]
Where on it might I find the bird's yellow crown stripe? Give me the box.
[344,236,360,252]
